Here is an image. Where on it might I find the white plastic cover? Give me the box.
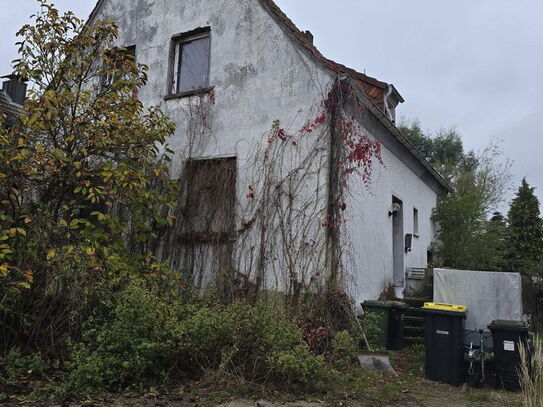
[433,268,524,331]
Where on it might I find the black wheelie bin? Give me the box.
[423,303,468,386]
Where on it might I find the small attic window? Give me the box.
[168,27,211,97]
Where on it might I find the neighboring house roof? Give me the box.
[87,0,452,193]
[0,90,23,126]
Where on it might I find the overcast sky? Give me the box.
[1,1,542,209]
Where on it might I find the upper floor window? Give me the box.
[169,28,211,96]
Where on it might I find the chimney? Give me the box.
[2,75,27,106]
[304,30,314,45]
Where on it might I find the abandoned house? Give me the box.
[87,0,451,307]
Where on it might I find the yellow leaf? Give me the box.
[86,247,96,256]
[23,269,33,283]
[8,228,16,238]
[17,138,24,147]
[0,263,9,277]
[24,217,32,224]
[59,219,68,227]
[46,249,56,260]
[16,228,26,236]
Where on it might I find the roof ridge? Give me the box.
[87,0,107,26]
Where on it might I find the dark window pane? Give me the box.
[177,36,210,93]
[125,45,136,60]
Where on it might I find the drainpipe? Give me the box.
[384,84,394,122]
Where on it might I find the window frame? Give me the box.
[413,207,420,238]
[166,27,212,100]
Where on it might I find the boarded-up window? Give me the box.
[183,157,236,238]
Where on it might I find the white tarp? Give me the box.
[433,268,524,331]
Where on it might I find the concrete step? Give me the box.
[405,315,424,323]
[404,336,425,345]
[405,326,425,334]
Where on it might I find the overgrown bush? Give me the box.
[328,330,359,370]
[0,348,47,382]
[68,285,181,393]
[68,285,342,395]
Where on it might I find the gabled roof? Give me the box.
[257,0,404,108]
[257,0,451,193]
[86,0,451,193]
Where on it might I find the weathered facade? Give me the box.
[88,0,450,306]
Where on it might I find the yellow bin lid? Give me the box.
[423,302,467,313]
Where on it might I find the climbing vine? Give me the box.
[155,74,383,308]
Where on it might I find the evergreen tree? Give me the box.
[487,212,508,271]
[507,178,543,273]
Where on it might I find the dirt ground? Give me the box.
[12,386,518,407]
[386,382,521,407]
[3,377,520,407]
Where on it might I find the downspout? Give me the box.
[324,77,344,290]
[384,84,394,122]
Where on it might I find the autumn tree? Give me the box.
[0,1,177,350]
[400,120,512,270]
[507,178,543,273]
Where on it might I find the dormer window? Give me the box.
[168,27,211,97]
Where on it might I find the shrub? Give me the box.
[68,285,181,393]
[267,344,326,390]
[0,348,47,382]
[328,330,359,370]
[69,286,334,394]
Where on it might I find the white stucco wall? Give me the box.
[91,0,441,303]
[344,125,438,307]
[91,0,332,171]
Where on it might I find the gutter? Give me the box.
[360,90,453,194]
